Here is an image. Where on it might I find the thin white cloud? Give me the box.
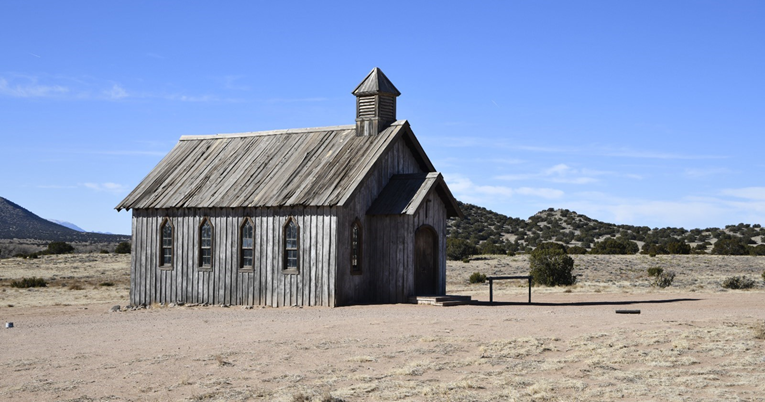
[446,174,564,204]
[263,97,329,103]
[683,167,732,178]
[104,84,128,100]
[496,163,601,185]
[81,182,128,194]
[0,74,232,102]
[720,187,765,201]
[0,77,69,98]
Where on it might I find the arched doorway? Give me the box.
[415,225,438,295]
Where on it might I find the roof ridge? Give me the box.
[179,120,408,141]
[179,125,356,140]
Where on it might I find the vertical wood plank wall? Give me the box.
[336,136,451,305]
[130,206,337,307]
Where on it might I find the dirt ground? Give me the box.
[1,254,764,401]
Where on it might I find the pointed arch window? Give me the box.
[199,218,213,268]
[240,218,254,270]
[283,218,299,274]
[160,218,173,269]
[351,220,362,274]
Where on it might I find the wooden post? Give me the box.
[489,278,494,303]
[528,277,531,304]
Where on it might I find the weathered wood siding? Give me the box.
[336,135,450,305]
[130,207,337,307]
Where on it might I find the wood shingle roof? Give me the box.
[116,120,435,211]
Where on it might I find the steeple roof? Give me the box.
[352,67,401,96]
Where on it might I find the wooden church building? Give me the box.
[116,68,462,307]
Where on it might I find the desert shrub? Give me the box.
[567,246,587,255]
[647,267,664,277]
[461,257,470,263]
[653,271,675,288]
[469,272,487,284]
[506,250,516,257]
[99,282,115,287]
[68,284,84,291]
[99,249,109,254]
[534,242,568,254]
[28,252,39,259]
[749,244,765,256]
[591,238,639,255]
[721,276,756,290]
[10,277,47,288]
[13,253,27,258]
[46,241,75,255]
[762,270,765,283]
[712,238,750,255]
[529,248,576,286]
[666,241,691,254]
[115,242,131,254]
[447,238,477,261]
[479,241,505,255]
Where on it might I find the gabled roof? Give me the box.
[115,121,436,211]
[367,173,463,218]
[352,67,401,97]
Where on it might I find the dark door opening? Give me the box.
[415,225,438,295]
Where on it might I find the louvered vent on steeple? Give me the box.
[352,67,400,136]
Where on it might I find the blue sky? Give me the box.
[1,1,764,235]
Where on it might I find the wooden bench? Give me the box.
[486,275,532,303]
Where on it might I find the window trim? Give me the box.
[159,217,174,271]
[239,217,255,272]
[282,216,300,275]
[350,219,363,275]
[198,217,214,271]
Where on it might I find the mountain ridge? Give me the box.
[448,202,764,253]
[0,196,129,242]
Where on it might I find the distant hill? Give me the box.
[48,219,86,232]
[0,197,129,242]
[448,202,764,253]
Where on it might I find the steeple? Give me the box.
[352,67,400,136]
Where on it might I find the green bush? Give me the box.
[469,272,487,284]
[115,242,132,254]
[721,276,756,290]
[46,241,74,255]
[447,238,477,261]
[529,248,576,286]
[10,277,48,288]
[534,242,568,254]
[647,267,664,277]
[591,238,639,255]
[712,238,750,255]
[567,246,587,255]
[653,271,675,288]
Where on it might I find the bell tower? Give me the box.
[352,67,401,136]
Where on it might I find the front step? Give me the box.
[409,295,472,307]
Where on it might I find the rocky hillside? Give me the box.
[448,202,764,253]
[0,197,129,242]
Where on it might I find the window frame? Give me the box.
[198,217,214,271]
[282,217,300,275]
[350,219,363,275]
[159,217,174,270]
[239,217,255,272]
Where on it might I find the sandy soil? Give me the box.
[1,254,764,401]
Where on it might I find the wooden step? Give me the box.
[408,295,472,306]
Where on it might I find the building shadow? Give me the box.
[470,298,701,307]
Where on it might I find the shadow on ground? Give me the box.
[470,298,702,307]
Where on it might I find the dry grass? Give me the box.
[1,253,764,401]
